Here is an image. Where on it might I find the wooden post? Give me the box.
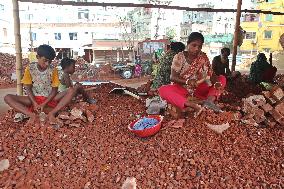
[231,0,242,71]
[12,0,23,95]
[92,49,95,63]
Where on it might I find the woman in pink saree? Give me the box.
[159,32,226,112]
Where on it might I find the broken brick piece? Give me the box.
[85,110,95,123]
[58,111,70,120]
[261,103,273,113]
[271,87,284,101]
[275,102,284,116]
[253,107,265,124]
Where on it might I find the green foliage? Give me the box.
[165,27,177,40]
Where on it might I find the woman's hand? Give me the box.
[186,79,197,88]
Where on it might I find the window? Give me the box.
[54,33,61,40]
[3,28,7,38]
[184,30,188,36]
[265,14,273,21]
[91,32,96,39]
[69,32,77,40]
[243,14,259,22]
[0,4,4,12]
[264,30,272,39]
[25,14,33,21]
[263,48,271,53]
[31,32,37,41]
[244,32,256,39]
[78,9,89,19]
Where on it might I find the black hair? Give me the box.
[37,44,56,60]
[60,57,75,70]
[257,53,267,61]
[187,32,204,44]
[221,47,230,54]
[170,42,185,53]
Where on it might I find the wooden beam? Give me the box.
[18,0,284,15]
[231,0,242,72]
[12,0,23,95]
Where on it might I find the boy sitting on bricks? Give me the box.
[4,45,88,125]
[57,57,96,104]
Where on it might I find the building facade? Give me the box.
[0,1,14,53]
[180,3,214,44]
[241,0,284,53]
[17,2,132,61]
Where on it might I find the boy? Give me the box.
[57,57,96,104]
[4,45,81,125]
[212,47,240,81]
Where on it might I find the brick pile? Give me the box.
[242,86,284,126]
[0,53,29,80]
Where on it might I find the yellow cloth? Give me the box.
[21,66,59,87]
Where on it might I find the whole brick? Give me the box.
[267,97,277,105]
[261,103,273,113]
[277,118,284,126]
[275,102,284,116]
[271,87,284,101]
[261,91,271,99]
[270,109,283,122]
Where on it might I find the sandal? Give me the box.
[14,113,28,123]
[86,98,97,104]
[203,100,222,113]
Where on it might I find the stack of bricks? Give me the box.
[242,86,284,126]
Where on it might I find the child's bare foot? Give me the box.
[47,113,64,127]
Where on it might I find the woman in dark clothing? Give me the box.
[248,53,277,84]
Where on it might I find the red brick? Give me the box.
[267,97,277,105]
[261,91,271,99]
[271,87,284,101]
[261,103,273,113]
[265,119,276,127]
[253,107,265,123]
[278,118,284,126]
[275,102,284,116]
[270,109,283,122]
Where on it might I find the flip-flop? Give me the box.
[86,98,97,104]
[14,113,28,123]
[203,100,222,113]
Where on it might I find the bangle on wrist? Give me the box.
[186,79,190,85]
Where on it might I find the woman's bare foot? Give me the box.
[184,103,203,118]
[192,104,203,118]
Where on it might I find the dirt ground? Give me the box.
[0,77,283,188]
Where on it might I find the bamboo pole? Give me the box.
[231,0,242,72]
[12,0,23,95]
